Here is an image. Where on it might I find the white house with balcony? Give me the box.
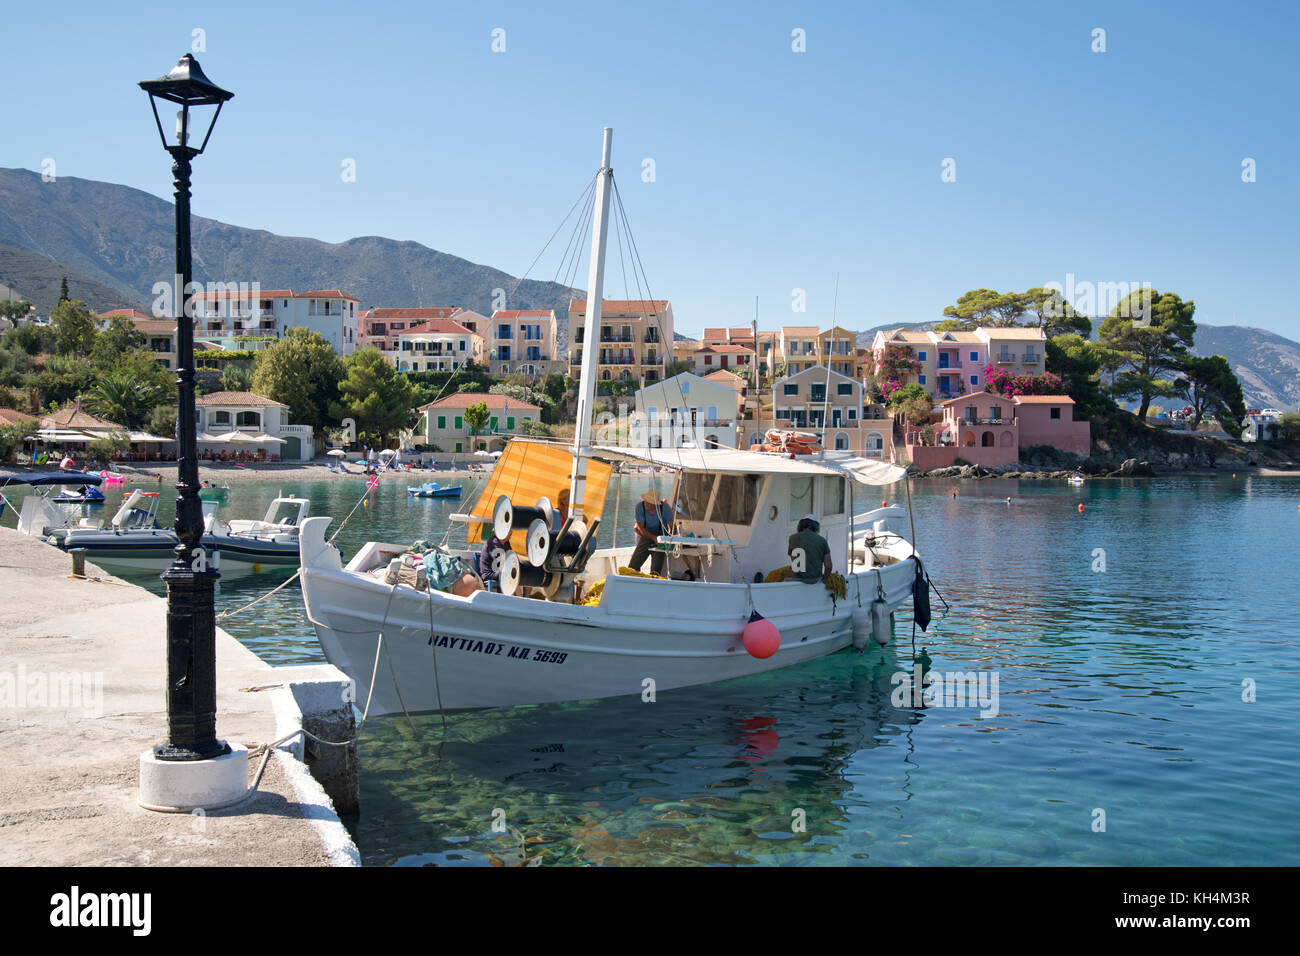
[393,319,485,372]
[632,372,739,449]
[191,288,360,355]
[195,391,316,461]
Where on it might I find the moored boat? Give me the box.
[407,481,462,498]
[299,127,933,715]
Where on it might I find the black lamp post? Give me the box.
[139,55,233,761]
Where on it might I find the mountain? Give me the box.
[0,243,147,314]
[1190,325,1300,412]
[0,168,579,317]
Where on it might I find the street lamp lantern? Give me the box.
[139,54,233,155]
[139,54,233,764]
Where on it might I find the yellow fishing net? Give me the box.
[579,566,665,606]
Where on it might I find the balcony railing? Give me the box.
[600,334,635,344]
[1022,353,1039,363]
[937,360,963,370]
[958,417,1016,426]
[996,355,1015,364]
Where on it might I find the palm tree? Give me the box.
[83,375,169,430]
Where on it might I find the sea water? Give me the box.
[10,473,1298,865]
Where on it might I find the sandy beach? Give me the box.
[96,460,497,486]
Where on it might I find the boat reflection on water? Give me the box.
[353,642,929,866]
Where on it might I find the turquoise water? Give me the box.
[8,473,1299,865]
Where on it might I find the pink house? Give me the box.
[904,393,1090,469]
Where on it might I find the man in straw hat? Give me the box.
[630,488,674,576]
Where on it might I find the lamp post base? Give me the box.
[138,741,249,812]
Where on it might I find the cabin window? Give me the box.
[712,474,761,526]
[678,472,714,522]
[823,476,845,514]
[790,476,813,519]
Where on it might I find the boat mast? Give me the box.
[570,126,614,519]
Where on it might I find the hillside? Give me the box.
[1190,325,1300,412]
[0,243,147,314]
[0,168,579,316]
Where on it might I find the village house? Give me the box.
[568,298,673,388]
[632,372,740,449]
[417,393,541,453]
[870,327,1047,400]
[190,288,360,355]
[701,327,780,377]
[780,326,821,376]
[770,367,893,457]
[904,393,1091,469]
[393,319,486,372]
[489,309,560,379]
[195,391,315,461]
[360,307,461,355]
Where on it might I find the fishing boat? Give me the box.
[298,128,928,715]
[407,481,462,499]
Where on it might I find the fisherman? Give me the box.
[630,488,673,576]
[788,513,832,584]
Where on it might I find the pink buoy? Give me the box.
[742,610,780,659]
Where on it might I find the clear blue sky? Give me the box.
[2,0,1296,340]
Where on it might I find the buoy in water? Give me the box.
[742,610,780,659]
[882,499,888,508]
[1078,503,1085,513]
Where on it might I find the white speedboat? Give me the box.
[298,127,932,715]
[56,491,316,573]
[1068,472,1085,485]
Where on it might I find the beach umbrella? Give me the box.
[327,449,346,458]
[378,448,398,457]
[213,431,260,444]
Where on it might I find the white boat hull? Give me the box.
[298,517,918,714]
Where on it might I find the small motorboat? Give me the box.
[53,484,106,504]
[1068,472,1085,485]
[408,481,462,498]
[58,492,321,573]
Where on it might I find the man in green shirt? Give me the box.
[788,514,832,583]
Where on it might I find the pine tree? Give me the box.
[59,276,70,303]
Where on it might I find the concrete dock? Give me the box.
[0,525,358,866]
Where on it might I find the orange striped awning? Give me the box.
[467,440,612,547]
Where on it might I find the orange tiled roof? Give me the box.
[195,391,286,407]
[419,393,540,411]
[399,320,477,336]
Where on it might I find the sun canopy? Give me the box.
[591,445,906,486]
[128,431,174,443]
[0,470,104,488]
